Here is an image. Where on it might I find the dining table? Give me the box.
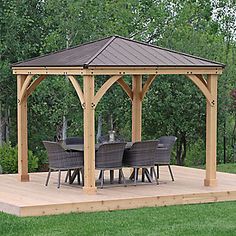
[61,141,165,185]
[63,142,134,152]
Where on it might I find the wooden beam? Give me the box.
[17,75,29,182]
[132,75,142,142]
[12,66,223,76]
[87,67,223,75]
[12,67,84,75]
[187,74,212,104]
[196,74,207,86]
[141,75,157,100]
[116,78,133,100]
[27,75,46,97]
[68,75,85,106]
[204,74,218,187]
[83,75,97,194]
[19,75,34,102]
[93,75,122,107]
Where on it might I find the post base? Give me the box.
[18,174,30,182]
[83,187,97,194]
[204,178,217,187]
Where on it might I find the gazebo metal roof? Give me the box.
[13,35,225,68]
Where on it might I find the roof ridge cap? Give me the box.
[84,36,117,67]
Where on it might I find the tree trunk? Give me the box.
[176,132,187,166]
[5,107,10,143]
[62,115,67,140]
[96,114,102,143]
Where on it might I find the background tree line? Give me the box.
[0,0,236,172]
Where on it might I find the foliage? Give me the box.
[0,0,236,166]
[1,202,236,235]
[185,139,206,166]
[0,143,38,173]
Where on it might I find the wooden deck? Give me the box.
[1,165,236,217]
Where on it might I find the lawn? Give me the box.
[216,163,236,174]
[1,201,236,236]
[193,163,236,174]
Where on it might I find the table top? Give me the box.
[63,142,165,152]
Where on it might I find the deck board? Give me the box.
[1,166,236,216]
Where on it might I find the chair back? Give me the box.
[158,136,177,148]
[123,140,159,167]
[43,141,66,168]
[156,136,177,164]
[65,137,84,145]
[96,142,126,168]
[43,141,84,169]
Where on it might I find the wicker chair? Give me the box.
[43,141,84,188]
[123,140,159,185]
[96,142,126,188]
[152,136,177,181]
[65,137,84,145]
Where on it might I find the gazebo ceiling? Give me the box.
[13,35,225,68]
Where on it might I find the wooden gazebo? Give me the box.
[12,35,224,194]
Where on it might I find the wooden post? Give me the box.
[132,75,142,142]
[83,75,97,194]
[204,74,218,187]
[17,75,29,182]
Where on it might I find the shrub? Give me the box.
[185,139,205,166]
[0,143,38,174]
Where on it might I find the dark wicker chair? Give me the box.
[152,136,177,181]
[96,142,126,188]
[65,137,84,145]
[43,141,84,188]
[123,140,159,185]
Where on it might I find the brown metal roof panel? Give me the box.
[13,37,111,67]
[113,39,154,65]
[113,36,225,67]
[96,44,141,65]
[92,49,124,66]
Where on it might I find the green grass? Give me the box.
[216,163,236,174]
[193,163,236,174]
[1,202,236,236]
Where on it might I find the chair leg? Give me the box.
[134,168,138,186]
[156,165,159,179]
[150,167,153,179]
[58,170,61,188]
[65,170,69,183]
[81,169,84,186]
[144,168,152,183]
[136,168,139,180]
[141,168,145,182]
[68,169,72,184]
[110,170,114,184]
[129,169,135,180]
[119,169,126,186]
[152,167,159,185]
[118,169,122,184]
[100,170,104,189]
[45,168,52,186]
[77,169,81,185]
[98,170,102,180]
[168,165,174,181]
